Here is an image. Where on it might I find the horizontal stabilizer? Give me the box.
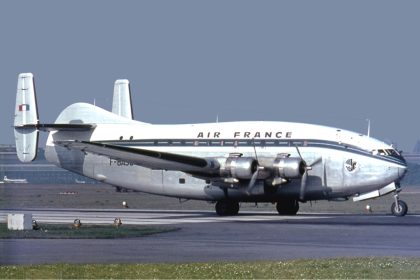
[37,123,96,132]
[14,73,39,162]
[15,123,96,131]
[112,79,133,120]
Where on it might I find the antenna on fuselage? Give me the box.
[366,119,371,137]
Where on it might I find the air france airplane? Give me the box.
[13,73,408,216]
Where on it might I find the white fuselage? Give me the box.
[45,104,407,202]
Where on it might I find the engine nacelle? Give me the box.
[220,157,258,180]
[273,157,305,179]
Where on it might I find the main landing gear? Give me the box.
[214,199,300,216]
[276,199,299,215]
[215,201,240,216]
[391,192,408,217]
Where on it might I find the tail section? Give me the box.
[14,73,39,162]
[13,73,139,162]
[112,79,133,120]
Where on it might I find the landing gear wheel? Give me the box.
[215,201,240,216]
[229,202,240,215]
[276,199,299,215]
[391,200,408,217]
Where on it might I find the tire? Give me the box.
[391,200,408,217]
[229,202,240,215]
[215,201,240,216]
[276,199,299,215]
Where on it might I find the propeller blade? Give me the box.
[295,145,303,160]
[247,138,262,195]
[247,169,259,195]
[252,138,259,163]
[308,157,322,168]
[299,171,308,201]
[295,146,320,201]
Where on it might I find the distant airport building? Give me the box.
[0,145,96,184]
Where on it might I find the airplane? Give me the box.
[13,73,408,216]
[75,179,86,184]
[2,176,28,184]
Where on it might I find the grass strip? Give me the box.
[1,258,420,279]
[0,223,177,239]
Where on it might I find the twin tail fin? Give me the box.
[14,73,39,162]
[13,73,134,163]
[13,73,95,162]
[112,79,133,120]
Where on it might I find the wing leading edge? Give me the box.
[55,140,220,175]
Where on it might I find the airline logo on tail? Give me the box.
[18,104,30,111]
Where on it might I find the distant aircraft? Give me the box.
[13,73,408,216]
[2,176,28,184]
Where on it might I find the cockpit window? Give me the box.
[371,149,387,155]
[372,148,405,162]
[386,149,400,156]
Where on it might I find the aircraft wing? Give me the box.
[55,140,220,175]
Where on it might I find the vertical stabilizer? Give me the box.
[112,79,133,120]
[14,73,39,162]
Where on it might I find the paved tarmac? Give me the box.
[2,209,420,265]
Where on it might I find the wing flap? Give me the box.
[55,140,220,174]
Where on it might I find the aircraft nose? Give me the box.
[398,163,408,180]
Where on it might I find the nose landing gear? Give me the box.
[391,192,408,217]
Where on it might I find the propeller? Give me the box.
[247,139,264,195]
[295,146,322,201]
[248,167,260,191]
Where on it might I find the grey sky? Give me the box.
[1,1,419,152]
